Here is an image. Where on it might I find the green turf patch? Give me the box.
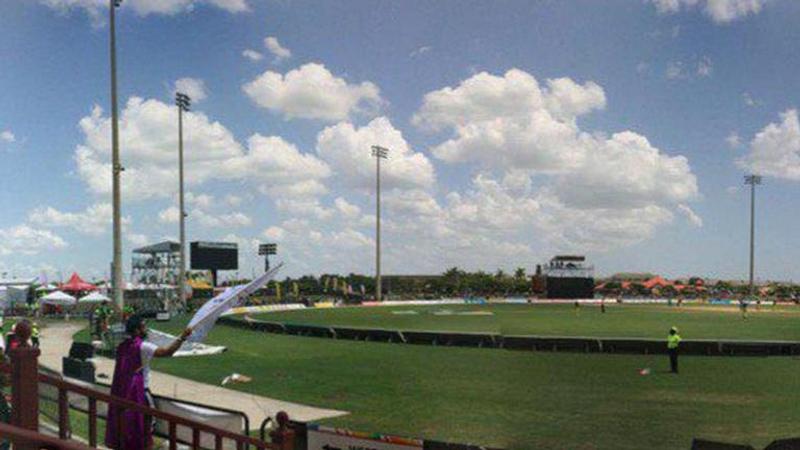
[108,314,800,450]
[250,304,800,341]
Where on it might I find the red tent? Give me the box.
[60,272,97,293]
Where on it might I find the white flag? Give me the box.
[187,263,283,343]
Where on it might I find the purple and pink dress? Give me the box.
[105,336,151,450]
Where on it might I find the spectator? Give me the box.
[105,315,191,450]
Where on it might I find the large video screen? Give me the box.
[190,241,238,271]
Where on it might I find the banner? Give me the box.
[307,426,422,450]
[293,281,299,298]
[187,263,282,343]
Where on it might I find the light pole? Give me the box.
[258,243,277,272]
[110,0,124,314]
[744,174,762,297]
[371,145,388,302]
[175,92,191,309]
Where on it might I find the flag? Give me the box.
[293,282,299,298]
[275,281,282,301]
[187,263,283,343]
[360,284,366,295]
[323,276,330,292]
[332,277,338,292]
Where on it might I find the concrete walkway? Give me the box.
[38,322,348,425]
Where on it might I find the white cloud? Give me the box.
[262,226,285,241]
[27,202,126,235]
[242,49,264,62]
[697,56,713,77]
[737,109,800,180]
[40,0,249,24]
[225,194,243,207]
[316,117,435,191]
[192,209,252,228]
[334,197,361,219]
[0,225,67,256]
[726,131,741,148]
[409,46,432,58]
[264,37,291,62]
[1,130,15,144]
[242,63,383,122]
[158,206,180,224]
[74,97,330,202]
[127,233,150,247]
[743,92,759,107]
[174,77,207,103]
[650,0,765,24]
[666,61,687,80]
[413,68,698,249]
[678,204,703,227]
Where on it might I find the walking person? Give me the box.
[105,315,192,450]
[667,326,681,374]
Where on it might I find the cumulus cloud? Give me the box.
[0,225,67,256]
[409,46,432,58]
[677,204,703,227]
[737,109,800,180]
[242,49,264,62]
[27,202,124,235]
[242,63,383,122]
[174,77,207,103]
[697,56,713,77]
[74,97,330,201]
[1,130,15,144]
[192,209,252,228]
[264,37,291,62]
[650,0,765,24]
[316,117,435,191]
[40,0,249,24]
[413,68,698,248]
[726,132,741,148]
[158,206,180,224]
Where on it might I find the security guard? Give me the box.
[31,323,40,348]
[667,326,681,374]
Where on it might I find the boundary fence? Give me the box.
[220,316,800,357]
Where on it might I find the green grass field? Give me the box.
[252,303,800,341]
[94,304,800,450]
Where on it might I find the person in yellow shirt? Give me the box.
[667,326,681,374]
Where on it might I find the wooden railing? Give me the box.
[2,342,293,450]
[0,422,95,450]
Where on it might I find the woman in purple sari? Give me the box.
[105,315,192,450]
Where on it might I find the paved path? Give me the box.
[38,322,348,425]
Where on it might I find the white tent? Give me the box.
[79,291,110,303]
[40,290,77,306]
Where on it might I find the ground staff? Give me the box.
[667,326,681,374]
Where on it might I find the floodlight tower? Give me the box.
[259,243,277,272]
[371,145,388,302]
[175,92,191,308]
[744,174,762,297]
[110,0,125,314]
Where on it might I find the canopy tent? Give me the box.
[60,273,97,293]
[79,291,110,303]
[40,290,77,306]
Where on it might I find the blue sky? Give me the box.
[2,0,800,282]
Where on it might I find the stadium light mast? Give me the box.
[744,174,762,297]
[110,0,124,314]
[258,243,277,272]
[175,92,191,309]
[371,145,388,302]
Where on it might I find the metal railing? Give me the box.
[2,344,294,450]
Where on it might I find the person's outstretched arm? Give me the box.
[154,327,192,358]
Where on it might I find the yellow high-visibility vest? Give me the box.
[667,334,681,349]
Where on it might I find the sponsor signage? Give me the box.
[307,426,422,450]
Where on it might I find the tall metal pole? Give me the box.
[175,93,190,310]
[744,174,762,297]
[376,153,381,302]
[110,0,124,314]
[178,102,186,309]
[371,146,388,302]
